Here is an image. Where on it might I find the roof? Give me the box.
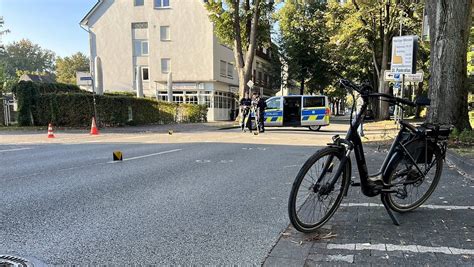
[19,74,55,83]
[80,0,104,27]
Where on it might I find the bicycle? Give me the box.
[288,79,453,233]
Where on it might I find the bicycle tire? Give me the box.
[383,147,443,213]
[288,147,350,233]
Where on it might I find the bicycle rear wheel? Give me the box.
[383,148,443,213]
[288,147,350,233]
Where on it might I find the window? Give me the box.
[258,71,263,84]
[267,98,281,110]
[220,60,227,77]
[303,97,325,108]
[133,40,148,56]
[134,0,144,6]
[160,26,170,41]
[142,41,149,55]
[227,63,233,78]
[142,67,149,81]
[161,58,171,73]
[131,22,148,29]
[155,0,170,8]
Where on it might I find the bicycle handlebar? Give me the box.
[337,79,417,107]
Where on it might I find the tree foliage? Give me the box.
[206,0,277,96]
[56,52,90,85]
[277,0,331,95]
[1,39,55,78]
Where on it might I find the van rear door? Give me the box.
[301,96,329,126]
[264,97,283,126]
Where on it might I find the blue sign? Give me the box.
[80,76,93,81]
[394,82,401,89]
[394,73,400,81]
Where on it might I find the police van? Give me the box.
[264,95,330,131]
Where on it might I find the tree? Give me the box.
[1,39,55,78]
[206,0,275,97]
[277,0,331,95]
[56,52,90,84]
[0,16,10,50]
[425,0,472,130]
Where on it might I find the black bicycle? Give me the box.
[288,79,453,233]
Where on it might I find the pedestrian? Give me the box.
[240,92,252,132]
[256,93,267,133]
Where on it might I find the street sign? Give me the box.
[394,73,401,81]
[390,35,418,74]
[384,70,424,82]
[404,72,424,82]
[247,80,254,88]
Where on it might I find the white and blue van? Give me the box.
[264,95,330,131]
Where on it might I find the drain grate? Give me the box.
[0,255,33,267]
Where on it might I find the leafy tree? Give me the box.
[323,0,426,119]
[277,0,331,95]
[56,52,90,84]
[426,0,472,130]
[1,39,55,78]
[0,17,10,49]
[206,0,276,97]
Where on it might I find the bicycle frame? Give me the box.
[328,95,434,199]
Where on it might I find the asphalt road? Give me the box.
[0,138,320,265]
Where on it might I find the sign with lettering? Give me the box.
[390,35,418,74]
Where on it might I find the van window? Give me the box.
[304,97,325,108]
[266,98,281,109]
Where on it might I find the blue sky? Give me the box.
[1,0,97,57]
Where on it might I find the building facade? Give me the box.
[80,0,275,121]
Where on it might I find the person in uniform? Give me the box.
[256,93,267,133]
[239,92,252,132]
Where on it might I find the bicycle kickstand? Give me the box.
[381,195,400,226]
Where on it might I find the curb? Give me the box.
[446,149,474,179]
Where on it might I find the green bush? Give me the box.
[179,104,208,123]
[450,128,474,144]
[14,81,207,127]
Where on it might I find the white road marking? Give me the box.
[107,149,182,163]
[196,159,211,163]
[326,254,354,263]
[0,147,33,153]
[327,243,474,255]
[340,202,474,210]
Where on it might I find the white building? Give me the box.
[80,0,275,121]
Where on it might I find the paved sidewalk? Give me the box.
[264,146,474,266]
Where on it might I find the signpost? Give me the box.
[390,35,418,123]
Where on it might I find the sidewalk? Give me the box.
[264,145,474,266]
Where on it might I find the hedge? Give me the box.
[13,81,207,127]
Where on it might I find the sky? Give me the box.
[1,0,97,57]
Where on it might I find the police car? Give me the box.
[263,95,330,131]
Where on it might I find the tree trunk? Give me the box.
[300,78,305,95]
[414,82,424,119]
[426,0,472,130]
[377,33,391,120]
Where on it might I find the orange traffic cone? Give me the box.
[90,117,99,135]
[47,123,55,138]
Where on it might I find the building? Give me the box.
[19,74,55,83]
[80,0,276,121]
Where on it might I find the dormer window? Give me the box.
[154,0,170,8]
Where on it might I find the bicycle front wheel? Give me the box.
[288,147,350,233]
